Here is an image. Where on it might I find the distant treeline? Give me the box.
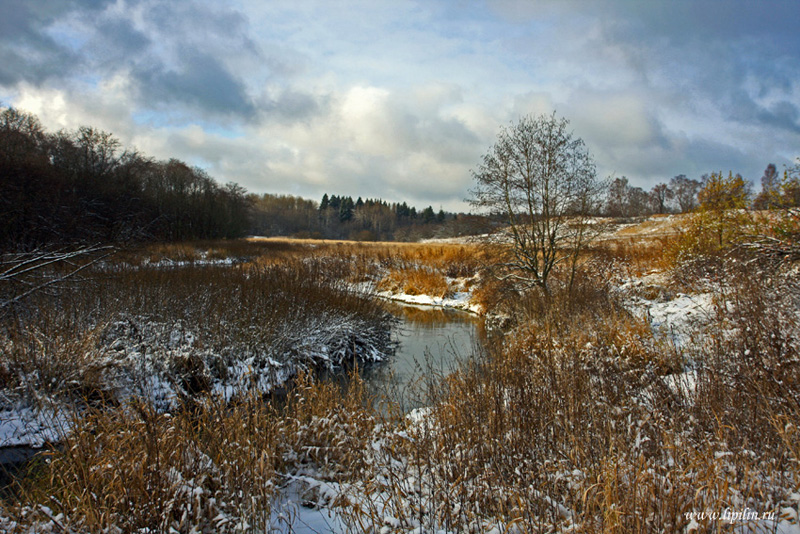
[10,106,787,251]
[604,165,799,218]
[1,107,486,251]
[1,107,250,251]
[249,193,481,241]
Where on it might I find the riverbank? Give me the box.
[374,283,483,314]
[0,258,394,448]
[2,234,799,533]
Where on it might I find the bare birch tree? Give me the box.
[469,113,600,293]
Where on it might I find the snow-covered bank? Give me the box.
[1,310,393,449]
[375,288,483,314]
[356,275,484,315]
[0,405,71,449]
[617,272,716,347]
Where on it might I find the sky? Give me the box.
[1,0,799,212]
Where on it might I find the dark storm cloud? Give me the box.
[143,1,253,46]
[617,0,800,49]
[98,2,263,118]
[1,0,266,119]
[682,138,762,179]
[132,51,256,117]
[92,18,151,60]
[4,0,799,208]
[0,1,85,84]
[601,2,800,126]
[0,0,125,84]
[725,90,800,135]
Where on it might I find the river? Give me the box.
[1,300,485,534]
[361,301,485,411]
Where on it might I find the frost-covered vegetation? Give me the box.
[0,251,394,446]
[334,249,800,533]
[2,209,800,532]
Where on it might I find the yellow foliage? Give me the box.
[681,171,754,252]
[697,171,750,211]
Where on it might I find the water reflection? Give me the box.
[362,302,485,411]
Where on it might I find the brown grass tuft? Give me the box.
[376,266,452,298]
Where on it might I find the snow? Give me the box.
[0,308,394,451]
[617,273,716,347]
[661,369,698,396]
[4,261,798,533]
[0,405,71,447]
[354,277,484,314]
[375,288,483,314]
[270,477,347,534]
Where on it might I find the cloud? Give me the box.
[131,51,256,117]
[0,1,86,85]
[2,0,800,210]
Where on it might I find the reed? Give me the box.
[3,232,798,532]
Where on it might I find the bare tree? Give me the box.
[754,163,780,210]
[670,174,701,213]
[650,183,674,214]
[606,176,629,217]
[626,186,651,217]
[469,113,599,293]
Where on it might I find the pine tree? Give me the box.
[339,196,354,222]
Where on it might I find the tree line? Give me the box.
[469,112,800,293]
[603,164,800,219]
[1,106,475,250]
[5,105,797,253]
[1,107,250,251]
[249,192,454,241]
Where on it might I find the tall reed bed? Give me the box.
[6,372,376,533]
[1,245,389,532]
[5,234,798,532]
[1,255,394,430]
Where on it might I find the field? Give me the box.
[1,213,799,533]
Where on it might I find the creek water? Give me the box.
[360,301,485,411]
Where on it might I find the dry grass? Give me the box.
[17,397,277,532]
[335,240,800,532]
[376,267,452,298]
[8,371,375,533]
[1,315,116,405]
[4,229,799,532]
[613,214,685,238]
[589,236,677,277]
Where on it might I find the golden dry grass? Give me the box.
[376,266,452,298]
[340,259,800,532]
[6,223,800,532]
[11,372,375,533]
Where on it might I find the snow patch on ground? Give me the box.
[617,273,716,347]
[0,405,71,448]
[1,311,394,449]
[354,278,484,314]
